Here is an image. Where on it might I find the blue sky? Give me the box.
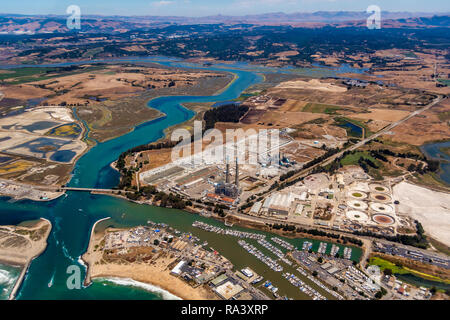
[1,0,449,16]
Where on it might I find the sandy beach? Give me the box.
[0,218,52,299]
[0,218,52,265]
[82,224,218,301]
[89,263,217,300]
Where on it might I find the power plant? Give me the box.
[215,157,240,199]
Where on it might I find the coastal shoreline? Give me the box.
[82,217,111,287]
[81,223,217,300]
[93,276,183,300]
[0,218,53,300]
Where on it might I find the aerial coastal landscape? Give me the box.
[0,0,450,305]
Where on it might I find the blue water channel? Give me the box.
[0,57,363,300]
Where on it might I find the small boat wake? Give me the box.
[48,272,55,288]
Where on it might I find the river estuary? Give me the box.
[0,57,362,300]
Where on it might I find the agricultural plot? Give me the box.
[302,102,343,115]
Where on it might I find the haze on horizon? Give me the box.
[1,0,450,17]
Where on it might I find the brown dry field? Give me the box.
[351,109,412,133]
[256,110,323,128]
[279,99,308,112]
[310,54,341,67]
[372,50,450,94]
[292,121,348,140]
[268,79,435,112]
[383,99,450,146]
[0,84,53,100]
[0,64,225,108]
[364,120,391,133]
[352,108,411,122]
[284,143,326,163]
[28,65,224,106]
[75,68,232,142]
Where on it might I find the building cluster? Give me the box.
[343,79,369,88]
[208,270,268,300]
[103,223,232,280]
[248,168,405,237]
[381,274,433,300]
[101,222,272,300]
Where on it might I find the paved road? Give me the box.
[62,187,122,193]
[248,95,444,203]
[282,96,444,186]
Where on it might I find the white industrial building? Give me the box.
[262,192,302,216]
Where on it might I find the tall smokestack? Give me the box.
[235,157,239,187]
[225,156,230,184]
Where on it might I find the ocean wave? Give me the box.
[97,277,182,300]
[0,269,14,286]
[61,242,73,260]
[0,269,17,297]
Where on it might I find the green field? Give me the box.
[340,151,378,166]
[303,102,342,115]
[369,257,408,274]
[369,257,450,288]
[438,79,450,86]
[0,67,59,84]
[0,65,105,85]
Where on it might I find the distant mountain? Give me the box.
[0,11,449,34]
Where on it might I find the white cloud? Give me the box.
[151,1,175,7]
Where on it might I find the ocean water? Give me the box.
[0,263,22,300]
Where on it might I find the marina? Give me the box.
[318,242,328,255]
[302,241,313,251]
[343,247,353,260]
[283,272,326,300]
[271,237,295,251]
[238,240,283,272]
[192,221,266,240]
